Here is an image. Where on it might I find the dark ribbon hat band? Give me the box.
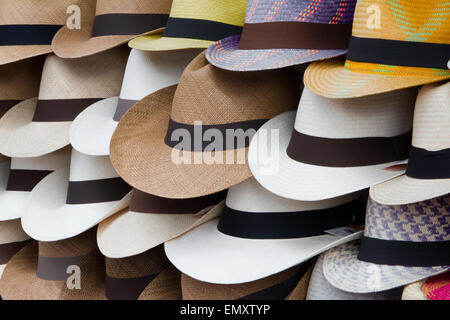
[32,98,103,122]
[218,198,365,239]
[113,99,138,122]
[0,100,21,118]
[91,13,169,38]
[0,240,31,265]
[66,177,131,205]
[238,21,352,50]
[6,169,53,192]
[347,36,450,69]
[165,118,267,152]
[406,146,450,179]
[287,130,412,167]
[105,272,160,300]
[36,254,86,281]
[162,17,243,41]
[358,237,450,267]
[0,24,62,46]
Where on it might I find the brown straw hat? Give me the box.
[110,51,300,198]
[0,56,44,119]
[52,0,172,59]
[0,0,73,65]
[0,47,128,158]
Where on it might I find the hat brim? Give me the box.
[21,167,131,242]
[370,175,450,205]
[206,35,347,72]
[322,241,449,293]
[304,58,450,98]
[164,214,363,284]
[401,280,428,300]
[70,97,119,156]
[0,160,29,221]
[248,111,407,201]
[0,98,71,157]
[129,34,213,51]
[110,86,252,199]
[97,200,223,258]
[0,46,51,66]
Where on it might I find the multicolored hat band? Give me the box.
[371,82,450,205]
[0,57,44,119]
[304,0,450,98]
[52,0,171,58]
[249,87,415,201]
[0,47,128,158]
[322,195,450,293]
[59,245,182,300]
[181,263,313,300]
[0,219,31,279]
[422,272,450,300]
[21,149,132,242]
[206,0,357,72]
[0,147,71,221]
[0,0,73,65]
[110,52,299,199]
[0,229,105,300]
[164,177,365,284]
[97,188,226,259]
[70,48,200,157]
[129,0,247,51]
[306,254,402,300]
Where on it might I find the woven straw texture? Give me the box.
[0,219,29,245]
[401,280,427,300]
[422,272,450,300]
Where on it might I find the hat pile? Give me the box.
[0,0,448,301]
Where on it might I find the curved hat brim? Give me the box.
[402,280,428,300]
[0,46,51,66]
[129,34,213,51]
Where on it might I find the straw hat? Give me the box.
[181,263,312,300]
[52,0,172,59]
[322,195,450,293]
[0,229,105,300]
[304,0,450,98]
[249,86,416,201]
[110,52,299,199]
[21,149,132,242]
[129,0,246,51]
[59,245,182,300]
[164,177,365,284]
[0,0,73,65]
[402,280,427,300]
[0,147,71,221]
[0,57,44,119]
[206,0,357,72]
[370,82,450,205]
[0,47,128,158]
[70,48,200,156]
[0,219,30,280]
[422,272,450,300]
[307,254,402,300]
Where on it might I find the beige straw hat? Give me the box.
[0,0,73,65]
[0,219,30,280]
[52,0,172,59]
[0,57,44,119]
[0,47,128,158]
[110,51,300,199]
[370,81,450,205]
[402,280,428,300]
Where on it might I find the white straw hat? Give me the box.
[248,87,416,201]
[370,81,450,205]
[0,219,30,279]
[165,177,365,284]
[70,48,200,156]
[402,280,428,300]
[21,149,132,242]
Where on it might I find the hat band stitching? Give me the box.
[0,240,31,265]
[105,272,160,300]
[6,169,53,192]
[0,24,62,46]
[406,146,450,180]
[66,177,131,205]
[32,98,103,122]
[0,100,21,118]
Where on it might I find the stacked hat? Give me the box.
[422,273,450,300]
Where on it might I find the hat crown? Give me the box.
[10,147,70,171]
[38,229,97,258]
[0,220,29,244]
[244,0,357,24]
[364,195,450,242]
[69,149,119,182]
[0,0,72,25]
[294,87,415,139]
[411,82,450,151]
[95,0,172,15]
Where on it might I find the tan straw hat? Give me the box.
[0,47,128,158]
[52,0,172,59]
[110,51,300,199]
[370,81,450,205]
[0,0,73,65]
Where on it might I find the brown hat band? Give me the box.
[105,272,160,300]
[66,177,131,205]
[0,100,21,118]
[91,13,169,38]
[36,253,86,281]
[32,98,103,122]
[112,98,138,122]
[286,129,412,167]
[238,21,352,50]
[165,118,267,152]
[129,188,227,214]
[0,240,32,265]
[6,169,53,192]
